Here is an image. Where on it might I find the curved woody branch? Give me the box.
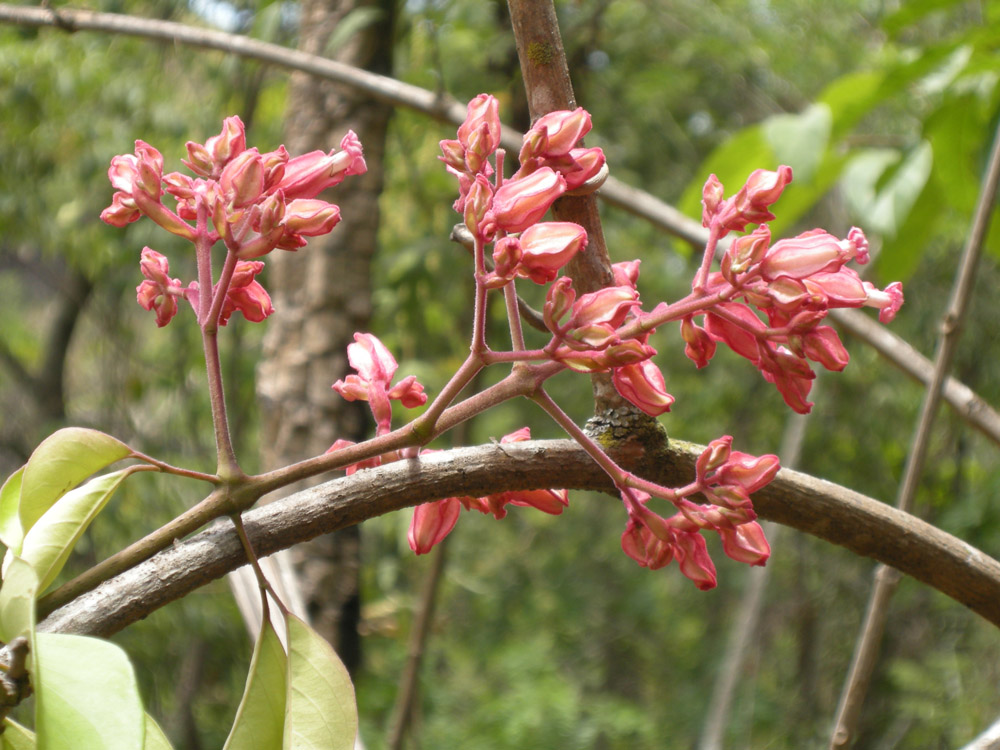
[39,439,1000,638]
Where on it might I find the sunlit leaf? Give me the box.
[283,614,357,750]
[35,632,144,750]
[144,714,175,750]
[0,467,24,553]
[763,104,832,182]
[224,618,287,750]
[18,428,132,540]
[1,719,35,750]
[19,468,133,591]
[0,557,38,645]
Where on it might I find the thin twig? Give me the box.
[1,3,998,443]
[830,111,1000,750]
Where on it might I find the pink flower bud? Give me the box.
[674,531,717,590]
[544,276,577,331]
[281,198,341,237]
[133,141,164,199]
[613,360,674,416]
[219,260,274,325]
[704,302,766,363]
[611,260,641,289]
[714,449,780,493]
[742,166,792,209]
[491,237,523,285]
[457,94,501,157]
[101,191,140,227]
[325,438,382,476]
[622,520,674,570]
[184,116,247,178]
[759,229,854,282]
[274,132,367,201]
[797,325,849,371]
[680,316,717,368]
[697,436,733,477]
[408,498,462,554]
[701,174,725,227]
[560,147,606,191]
[136,248,181,327]
[718,522,770,566]
[387,375,428,409]
[438,139,467,173]
[220,149,264,208]
[516,221,588,284]
[489,167,566,234]
[721,224,771,282]
[464,175,494,239]
[525,108,592,158]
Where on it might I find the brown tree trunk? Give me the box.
[255,0,396,675]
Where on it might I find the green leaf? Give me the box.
[19,428,131,541]
[34,632,145,750]
[144,714,174,750]
[283,614,357,750]
[878,173,947,282]
[224,618,287,750]
[763,104,832,183]
[18,468,133,591]
[0,467,24,553]
[842,142,933,239]
[0,557,38,644]
[1,719,36,750]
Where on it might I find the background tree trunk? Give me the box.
[255,0,396,675]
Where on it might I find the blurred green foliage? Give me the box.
[2,0,1000,747]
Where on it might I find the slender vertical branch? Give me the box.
[830,112,1000,749]
[506,0,628,415]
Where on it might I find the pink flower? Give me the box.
[673,531,718,590]
[864,280,904,323]
[457,94,501,159]
[521,108,592,160]
[613,360,674,416]
[489,167,566,234]
[562,285,639,349]
[219,149,264,208]
[701,174,725,227]
[759,228,861,282]
[718,522,770,566]
[515,222,588,284]
[622,519,674,570]
[271,131,367,201]
[612,260,641,289]
[136,248,182,327]
[332,333,427,433]
[219,260,274,325]
[408,498,462,555]
[680,315,716,369]
[183,116,247,178]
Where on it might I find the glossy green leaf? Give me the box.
[0,467,24,553]
[1,719,36,750]
[224,618,287,750]
[19,468,133,591]
[18,428,131,540]
[0,557,38,645]
[34,632,144,750]
[818,70,887,139]
[843,141,933,240]
[763,104,832,183]
[144,714,174,750]
[878,174,947,281]
[283,614,357,750]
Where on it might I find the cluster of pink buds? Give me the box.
[408,428,569,554]
[688,169,904,412]
[620,437,777,589]
[101,116,367,328]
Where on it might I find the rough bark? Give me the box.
[254,0,395,674]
